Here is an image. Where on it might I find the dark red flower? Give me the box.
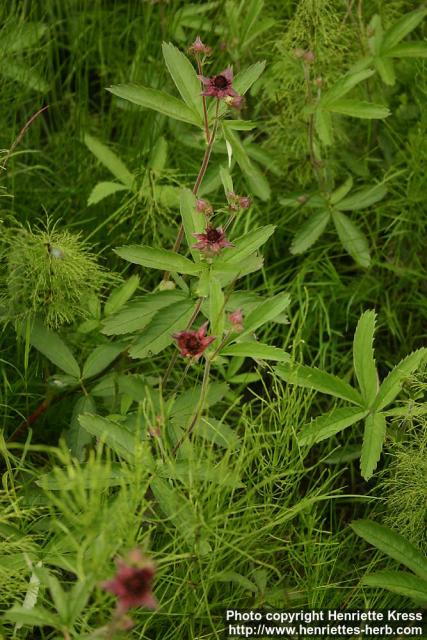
[192,226,233,255]
[102,550,157,613]
[199,67,240,100]
[172,322,215,360]
[188,36,212,56]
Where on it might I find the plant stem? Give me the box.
[172,356,211,456]
[162,99,220,282]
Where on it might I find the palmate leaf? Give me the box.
[84,134,134,188]
[360,412,386,480]
[162,42,203,122]
[107,84,201,127]
[353,310,378,407]
[290,209,330,254]
[331,210,371,268]
[275,362,363,406]
[350,520,427,581]
[298,407,368,446]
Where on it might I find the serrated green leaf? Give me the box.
[87,181,129,205]
[336,183,387,210]
[180,188,205,261]
[215,225,275,265]
[332,210,371,268]
[381,9,427,51]
[114,245,203,274]
[290,209,330,254]
[104,275,140,316]
[299,407,368,446]
[239,293,291,338]
[275,362,363,405]
[107,84,201,127]
[78,414,135,461]
[222,123,270,200]
[66,395,96,462]
[321,69,375,106]
[84,134,134,188]
[327,99,390,119]
[129,299,195,359]
[102,291,186,335]
[362,571,427,601]
[330,177,354,205]
[353,310,378,406]
[82,344,123,380]
[360,412,386,480]
[375,56,396,85]
[314,108,333,146]
[162,42,203,121]
[29,319,80,378]
[3,605,61,628]
[351,520,427,581]
[385,42,427,58]
[221,341,289,361]
[373,348,427,411]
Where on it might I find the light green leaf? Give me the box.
[162,42,203,122]
[104,275,140,316]
[82,344,123,380]
[381,9,427,51]
[275,362,363,405]
[84,134,134,188]
[321,69,375,106]
[221,341,289,362]
[129,299,195,359]
[88,181,128,205]
[239,293,291,338]
[385,41,427,58]
[362,571,427,601]
[332,210,371,268]
[78,414,135,461]
[353,310,378,406]
[102,291,187,335]
[330,177,354,205]
[107,84,201,127]
[336,183,387,210]
[209,277,225,345]
[299,407,368,447]
[327,99,390,119]
[66,395,96,462]
[373,348,427,411]
[3,606,60,628]
[222,124,270,200]
[360,412,386,480]
[114,245,203,274]
[350,520,427,581]
[180,188,205,260]
[290,209,330,254]
[29,319,80,378]
[215,225,275,265]
[314,108,333,146]
[375,56,396,85]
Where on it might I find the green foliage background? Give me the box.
[0,0,426,638]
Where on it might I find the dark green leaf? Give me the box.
[373,349,427,411]
[84,134,134,188]
[88,181,129,205]
[82,344,123,379]
[78,414,135,461]
[362,571,427,601]
[332,210,371,268]
[162,42,203,122]
[180,188,205,260]
[299,407,368,446]
[29,319,80,378]
[336,184,387,210]
[353,310,378,406]
[104,275,140,316]
[290,209,330,254]
[360,412,386,480]
[66,395,96,462]
[115,245,203,274]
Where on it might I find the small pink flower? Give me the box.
[199,67,240,100]
[239,196,251,209]
[172,322,215,360]
[229,309,244,332]
[196,198,213,215]
[101,549,157,613]
[188,36,212,56]
[192,225,234,255]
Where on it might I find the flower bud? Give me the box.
[196,198,213,215]
[303,51,315,63]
